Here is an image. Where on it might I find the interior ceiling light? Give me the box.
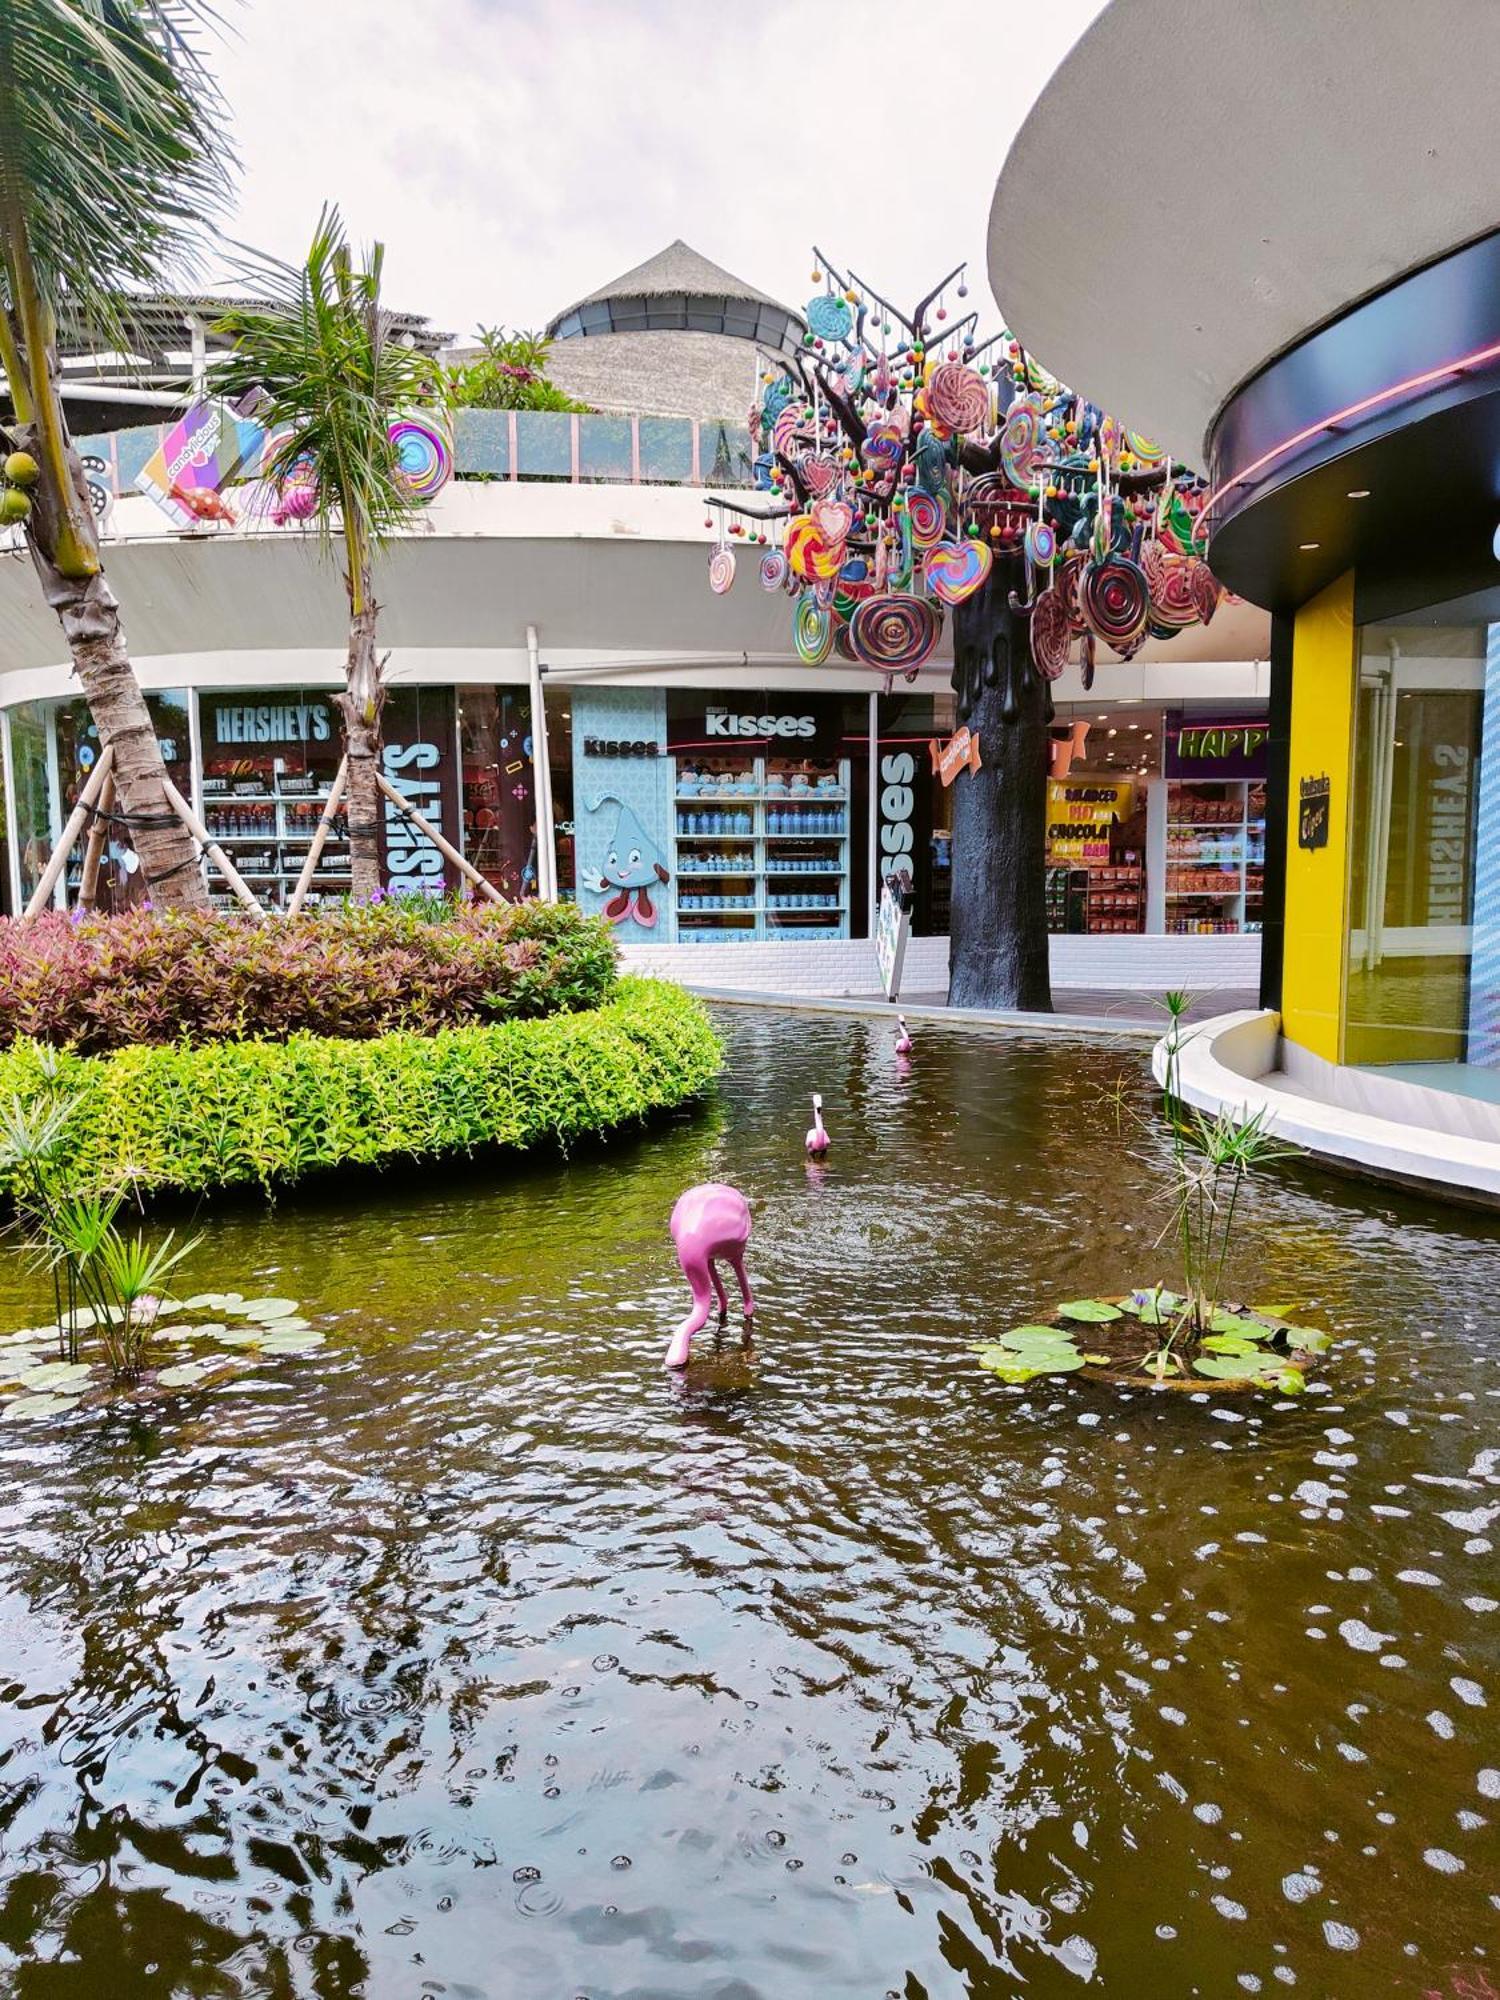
[1299,541,1320,551]
[1348,488,1371,499]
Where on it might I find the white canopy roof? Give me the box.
[987,0,1500,464]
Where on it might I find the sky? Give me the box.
[204,0,1108,345]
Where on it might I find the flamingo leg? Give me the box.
[665,1259,714,1369]
[710,1262,729,1321]
[728,1251,755,1320]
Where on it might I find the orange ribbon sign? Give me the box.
[929,727,982,788]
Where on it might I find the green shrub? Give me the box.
[0,898,618,1051]
[0,979,722,1201]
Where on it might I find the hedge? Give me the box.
[0,899,618,1052]
[0,978,722,1201]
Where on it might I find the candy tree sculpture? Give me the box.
[705,252,1220,1011]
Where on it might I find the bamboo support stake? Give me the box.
[77,770,116,910]
[20,744,114,923]
[375,770,506,904]
[160,775,266,919]
[286,757,349,917]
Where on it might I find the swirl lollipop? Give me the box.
[1080,554,1150,655]
[772,405,805,462]
[794,594,834,665]
[708,546,736,595]
[389,415,452,500]
[849,593,943,673]
[806,293,853,341]
[1024,518,1057,573]
[926,361,989,436]
[999,399,1044,492]
[1056,550,1085,630]
[785,512,844,582]
[760,548,788,591]
[905,489,946,548]
[923,538,992,607]
[1148,552,1199,630]
[1028,583,1072,680]
[1123,428,1165,468]
[1189,558,1222,625]
[833,618,858,664]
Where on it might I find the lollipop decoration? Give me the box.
[389,414,452,501]
[702,251,1221,705]
[708,545,736,595]
[849,593,943,673]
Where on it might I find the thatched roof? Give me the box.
[549,240,791,329]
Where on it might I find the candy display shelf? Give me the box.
[1161,779,1266,937]
[201,776,350,909]
[670,754,850,941]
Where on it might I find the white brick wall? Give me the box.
[620,932,1261,999]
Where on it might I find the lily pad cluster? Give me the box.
[975,1290,1332,1392]
[0,1291,322,1422]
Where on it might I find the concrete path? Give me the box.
[683,985,1262,1043]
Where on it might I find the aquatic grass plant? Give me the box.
[0,978,722,1202]
[977,992,1319,1393]
[0,899,617,1052]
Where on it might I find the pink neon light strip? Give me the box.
[1204,334,1500,522]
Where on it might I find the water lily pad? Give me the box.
[157,1358,234,1388]
[213,1328,263,1348]
[1193,1351,1284,1381]
[54,1306,97,1334]
[1276,1368,1307,1394]
[17,1361,92,1391]
[1253,1302,1297,1321]
[182,1293,230,1312]
[1202,1333,1264,1357]
[1056,1300,1123,1324]
[2,1393,83,1421]
[1208,1309,1273,1339]
[241,1298,297,1320]
[260,1332,325,1354]
[181,1322,229,1340]
[1,1327,51,1346]
[1282,1326,1332,1355]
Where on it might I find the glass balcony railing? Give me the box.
[72,406,757,511]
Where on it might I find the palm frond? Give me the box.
[213,204,449,565]
[0,1,232,344]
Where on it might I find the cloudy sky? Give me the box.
[206,0,1106,344]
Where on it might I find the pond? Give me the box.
[0,1006,1496,1998]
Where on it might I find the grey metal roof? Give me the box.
[549,240,791,329]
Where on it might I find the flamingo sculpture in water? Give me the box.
[805,1092,830,1155]
[664,1183,754,1369]
[894,1015,913,1056]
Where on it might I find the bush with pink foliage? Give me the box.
[0,898,617,1052]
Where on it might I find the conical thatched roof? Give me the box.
[548,240,791,331]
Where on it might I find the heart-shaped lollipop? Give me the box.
[811,497,854,545]
[802,455,840,496]
[923,538,993,607]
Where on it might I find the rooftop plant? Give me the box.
[449,326,590,413]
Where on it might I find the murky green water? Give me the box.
[0,1007,1496,1998]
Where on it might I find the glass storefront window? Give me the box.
[7,702,53,909]
[1346,624,1484,1066]
[458,687,538,899]
[56,691,192,914]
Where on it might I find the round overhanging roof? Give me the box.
[987,0,1500,467]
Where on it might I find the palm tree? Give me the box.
[0,0,225,912]
[213,209,449,899]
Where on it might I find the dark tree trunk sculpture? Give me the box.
[948,562,1052,1013]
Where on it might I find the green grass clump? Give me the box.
[0,979,721,1201]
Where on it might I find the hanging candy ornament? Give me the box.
[1028,584,1072,680]
[849,593,943,673]
[708,545,736,595]
[771,405,804,462]
[1079,628,1098,692]
[389,414,453,500]
[802,454,840,497]
[806,293,853,342]
[905,488,946,548]
[1189,558,1222,624]
[1146,551,1200,631]
[923,538,992,606]
[999,397,1044,492]
[926,361,989,436]
[1024,518,1057,573]
[1057,550,1086,632]
[794,594,834,665]
[1123,428,1165,470]
[760,548,788,591]
[1080,552,1150,655]
[785,511,846,581]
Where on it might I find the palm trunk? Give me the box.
[28,550,207,911]
[947,563,1053,1012]
[336,551,385,900]
[2,248,207,913]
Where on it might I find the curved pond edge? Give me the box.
[0,976,723,1203]
[1156,1007,1500,1209]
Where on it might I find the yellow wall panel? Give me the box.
[1282,573,1357,1062]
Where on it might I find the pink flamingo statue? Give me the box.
[805,1092,830,1155]
[894,1015,913,1056]
[664,1183,754,1369]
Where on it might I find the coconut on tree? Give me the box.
[212,209,451,900]
[0,0,228,912]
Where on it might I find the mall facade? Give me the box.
[989,0,1500,1194]
[0,240,1270,996]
